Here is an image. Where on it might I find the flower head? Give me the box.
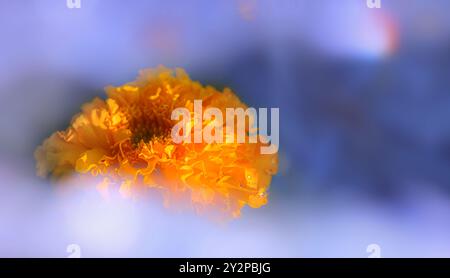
[35,67,278,218]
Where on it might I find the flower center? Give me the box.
[129,105,173,145]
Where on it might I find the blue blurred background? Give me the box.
[1,0,450,257]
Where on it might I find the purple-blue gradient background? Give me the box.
[1,0,450,257]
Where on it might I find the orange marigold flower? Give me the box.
[34,67,278,218]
